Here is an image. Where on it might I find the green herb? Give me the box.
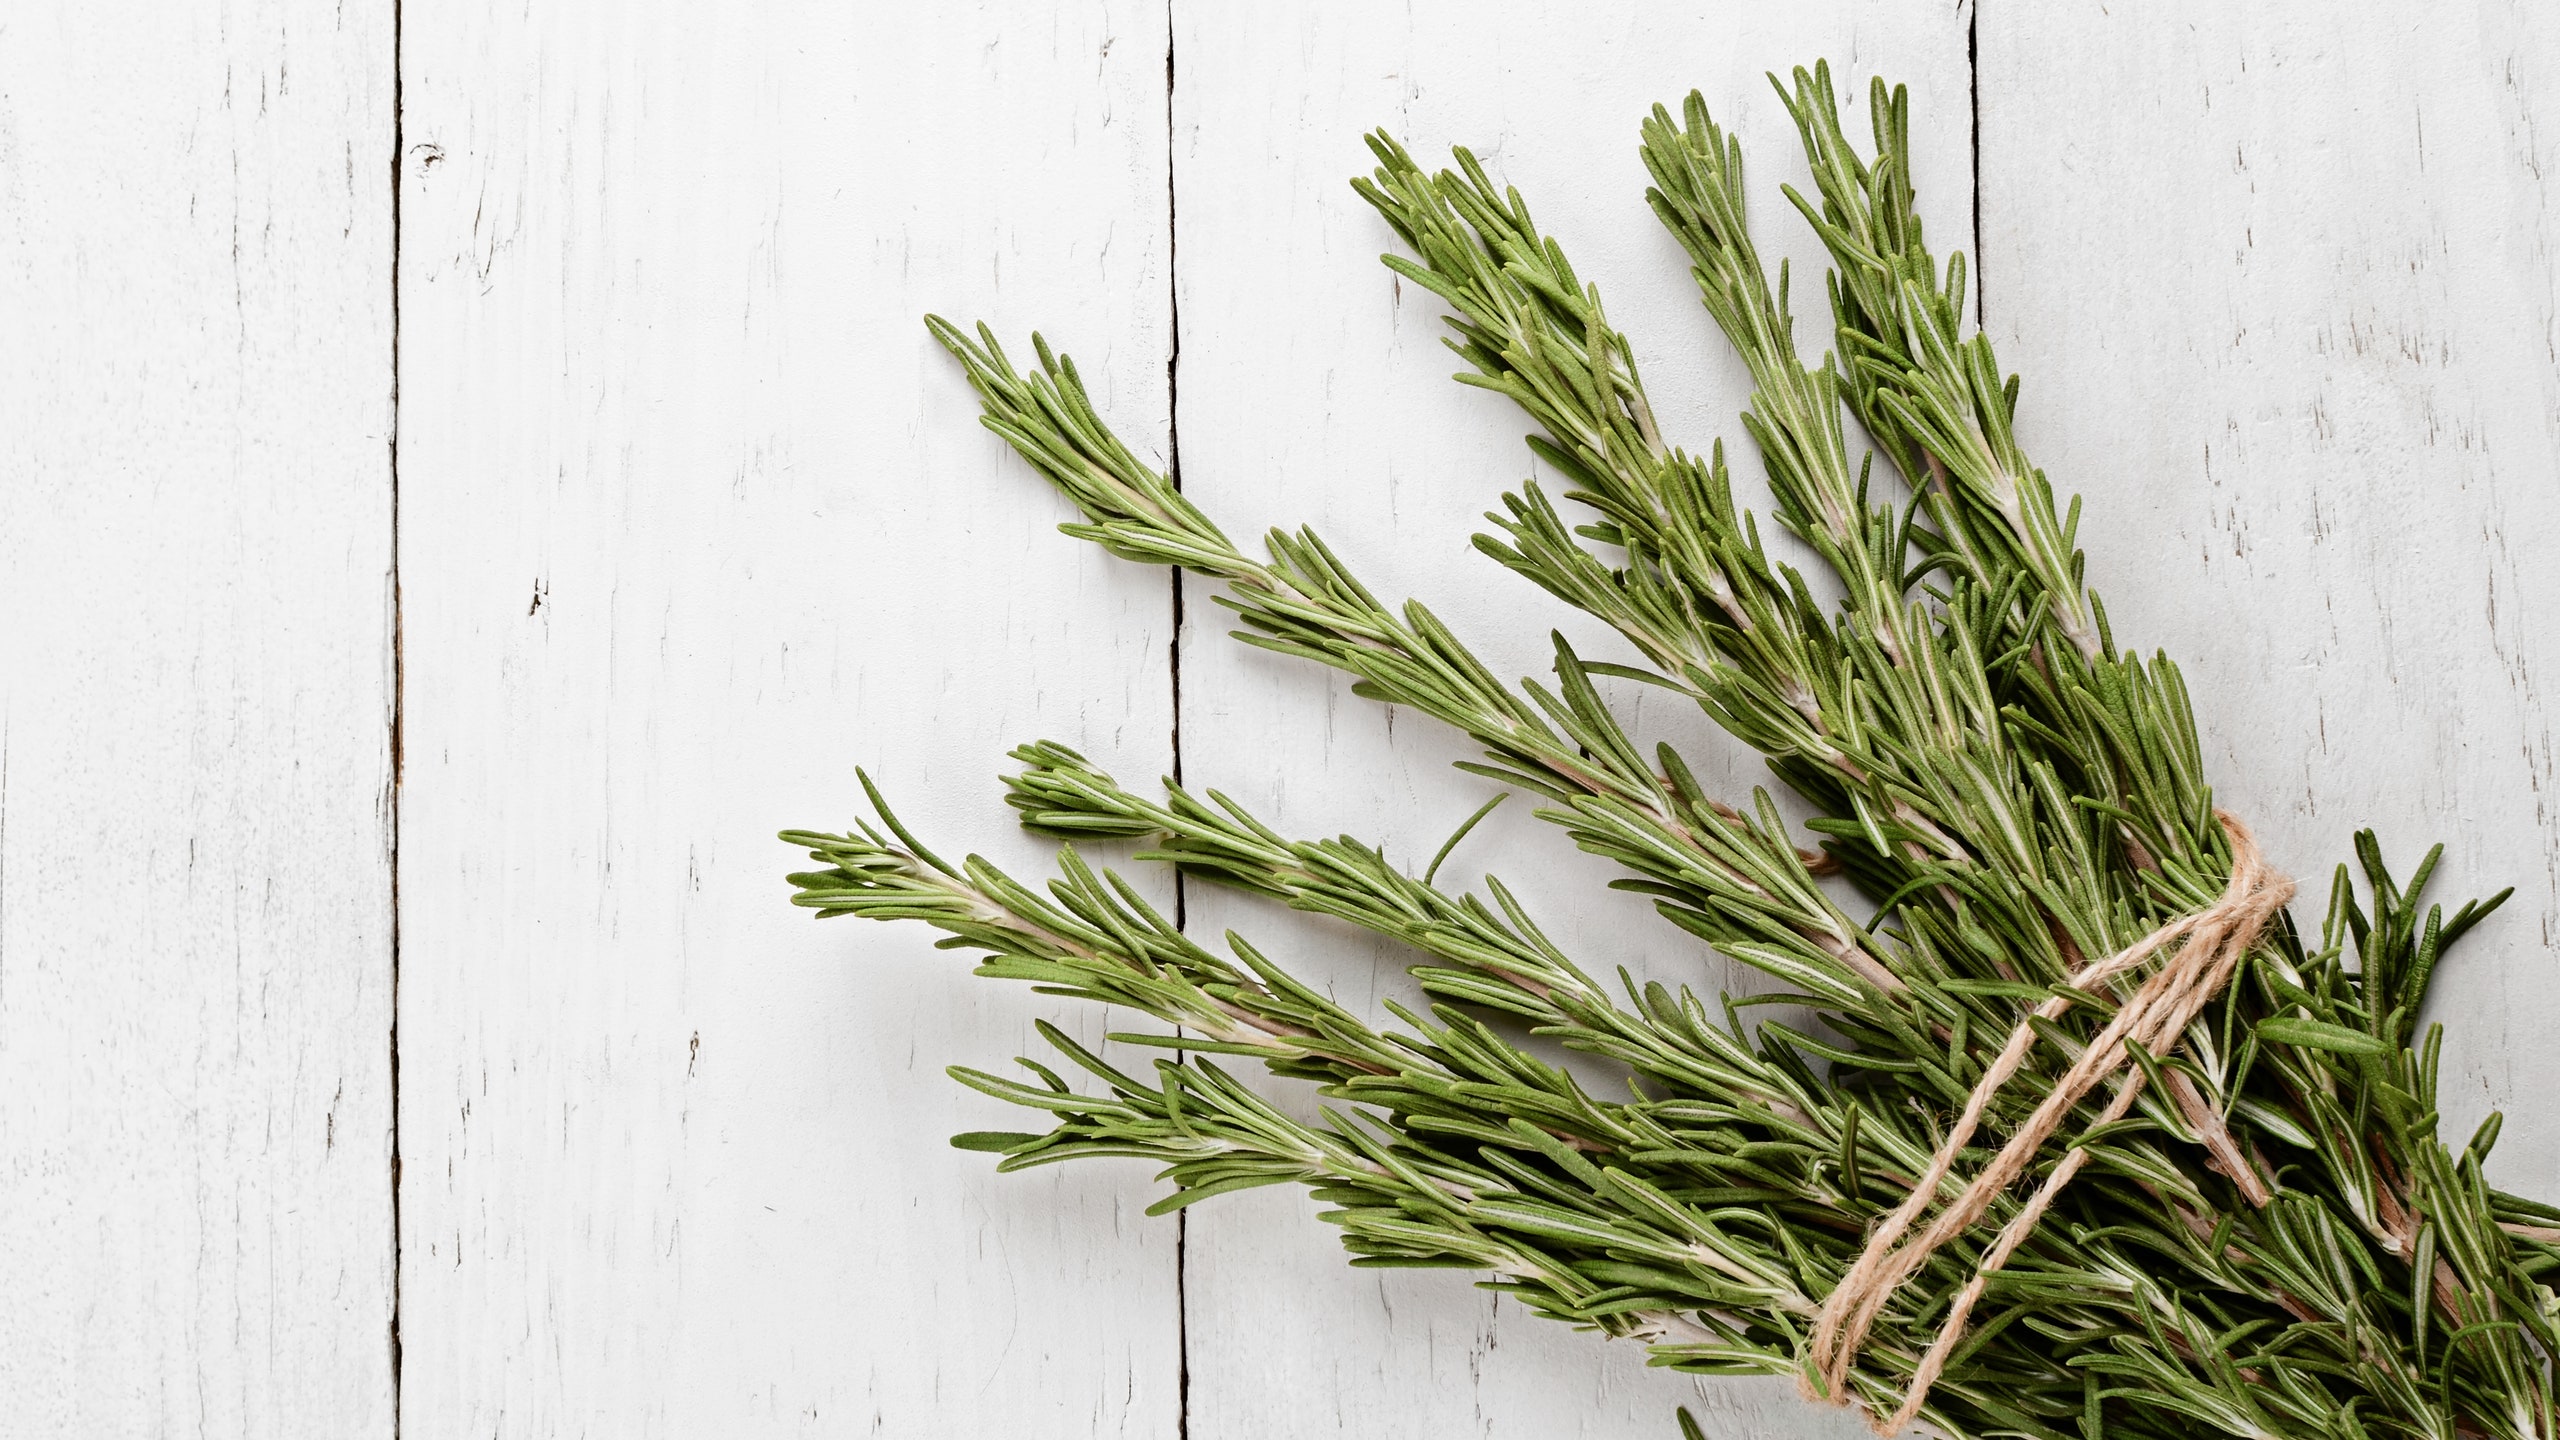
[785,64,2559,1439]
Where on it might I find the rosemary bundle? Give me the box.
[784,66,2560,1439]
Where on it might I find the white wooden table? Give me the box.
[6,4,2556,1435]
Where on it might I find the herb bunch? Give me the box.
[784,66,2560,1439]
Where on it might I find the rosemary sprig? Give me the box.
[788,64,2557,1440]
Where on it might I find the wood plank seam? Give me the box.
[1166,7,1194,1437]
[388,0,409,1433]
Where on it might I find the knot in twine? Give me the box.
[1806,811,2294,1435]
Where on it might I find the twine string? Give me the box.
[1806,811,2295,1435]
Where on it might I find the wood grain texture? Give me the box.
[0,1,397,1435]
[394,4,1179,1435]
[1167,6,1968,1436]
[1979,1,2560,1211]
[16,2,2560,1433]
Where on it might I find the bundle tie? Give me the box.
[1807,810,2294,1435]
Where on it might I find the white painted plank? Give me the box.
[1978,3,2560,1210]
[1169,6,1969,1436]
[394,3,1179,1435]
[0,1,397,1435]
